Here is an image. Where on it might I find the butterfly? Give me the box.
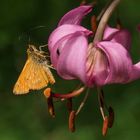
[13,44,55,95]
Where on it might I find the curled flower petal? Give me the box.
[103,26,119,40]
[57,32,88,83]
[103,26,131,50]
[50,34,73,68]
[128,62,140,82]
[58,5,92,26]
[86,43,109,86]
[48,24,92,51]
[97,41,132,84]
[110,29,131,50]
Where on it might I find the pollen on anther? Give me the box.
[44,88,51,98]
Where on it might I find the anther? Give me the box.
[108,106,114,128]
[91,15,97,32]
[69,110,76,132]
[116,17,122,29]
[102,116,109,136]
[80,0,86,5]
[44,88,55,118]
[44,88,51,98]
[47,97,55,118]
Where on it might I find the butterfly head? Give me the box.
[27,44,38,54]
[27,44,47,63]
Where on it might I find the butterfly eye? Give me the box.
[57,49,60,56]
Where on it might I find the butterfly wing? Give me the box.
[13,57,50,95]
[43,64,55,84]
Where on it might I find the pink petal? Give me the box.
[50,34,73,68]
[103,26,131,50]
[91,49,109,86]
[86,44,109,86]
[103,26,119,40]
[56,32,88,83]
[111,29,131,50]
[97,41,132,85]
[48,24,92,51]
[128,62,140,82]
[58,5,92,26]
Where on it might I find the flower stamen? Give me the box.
[97,87,115,135]
[50,86,86,99]
[108,106,115,128]
[97,87,106,120]
[102,116,109,136]
[44,88,55,118]
[67,98,73,112]
[69,110,76,132]
[80,0,86,6]
[91,15,97,33]
[75,88,90,115]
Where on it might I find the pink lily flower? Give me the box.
[46,3,140,134]
[48,5,140,87]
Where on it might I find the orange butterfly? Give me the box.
[13,44,55,95]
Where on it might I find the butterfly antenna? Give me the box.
[18,25,48,45]
[39,44,48,51]
[28,26,47,32]
[28,36,32,45]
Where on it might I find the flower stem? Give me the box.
[97,0,113,21]
[94,0,121,42]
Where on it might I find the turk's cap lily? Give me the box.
[48,5,140,87]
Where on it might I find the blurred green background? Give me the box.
[0,0,140,140]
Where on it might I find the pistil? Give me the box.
[44,87,86,99]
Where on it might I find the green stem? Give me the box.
[94,0,122,42]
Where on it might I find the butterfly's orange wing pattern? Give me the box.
[13,45,55,95]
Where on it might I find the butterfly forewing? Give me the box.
[13,58,33,94]
[28,60,48,90]
[13,45,55,95]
